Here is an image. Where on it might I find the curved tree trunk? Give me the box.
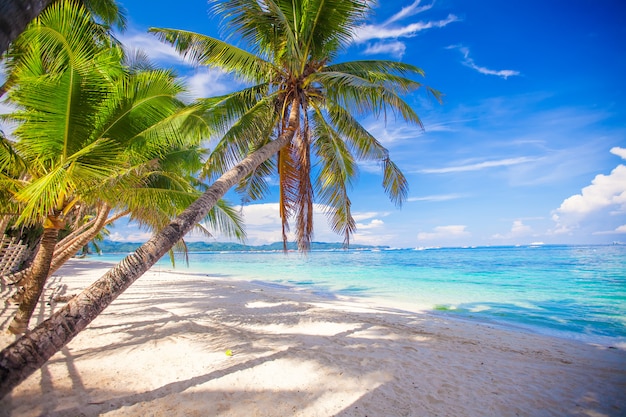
[0,101,299,398]
[7,223,59,334]
[53,207,127,257]
[1,206,126,285]
[8,204,114,310]
[0,215,11,236]
[0,0,54,56]
[48,204,113,273]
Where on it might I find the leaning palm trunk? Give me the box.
[47,205,117,272]
[0,215,11,236]
[0,102,299,398]
[5,204,115,333]
[7,224,59,334]
[2,206,124,286]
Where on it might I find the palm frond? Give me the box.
[311,109,357,245]
[382,157,408,207]
[202,93,280,180]
[313,71,424,126]
[82,0,128,31]
[205,199,247,241]
[149,28,275,83]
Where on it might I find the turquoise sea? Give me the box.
[98,244,626,348]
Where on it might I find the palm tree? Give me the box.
[0,0,438,397]
[0,0,242,334]
[152,0,439,250]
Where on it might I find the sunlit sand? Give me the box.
[1,259,624,416]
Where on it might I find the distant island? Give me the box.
[95,240,388,253]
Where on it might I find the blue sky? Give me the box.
[8,0,626,248]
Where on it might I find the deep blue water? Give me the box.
[97,244,626,347]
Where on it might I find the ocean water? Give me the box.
[97,244,626,347]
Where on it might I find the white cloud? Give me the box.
[352,215,396,246]
[363,41,407,59]
[610,146,626,159]
[593,224,626,235]
[408,194,465,202]
[510,220,531,235]
[447,45,520,79]
[417,225,470,241]
[117,30,242,102]
[352,211,389,222]
[118,31,188,66]
[384,0,434,25]
[181,68,236,100]
[354,14,458,43]
[419,156,537,174]
[492,220,533,240]
[552,147,626,233]
[356,218,385,230]
[212,202,347,245]
[108,231,153,242]
[351,3,457,58]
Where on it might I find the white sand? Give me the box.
[1,258,625,417]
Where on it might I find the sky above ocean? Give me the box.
[3,1,625,248]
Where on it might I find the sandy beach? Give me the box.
[1,258,625,416]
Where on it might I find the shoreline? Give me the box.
[1,259,625,416]
[105,253,626,350]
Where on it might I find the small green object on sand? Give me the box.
[225,349,233,356]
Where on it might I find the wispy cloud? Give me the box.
[355,14,458,43]
[593,224,626,235]
[363,41,406,59]
[352,2,458,58]
[384,0,434,25]
[408,193,466,202]
[417,225,470,241]
[447,45,520,79]
[419,156,538,174]
[181,68,239,100]
[118,30,188,65]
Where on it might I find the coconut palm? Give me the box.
[0,0,438,397]
[152,0,440,250]
[0,0,243,334]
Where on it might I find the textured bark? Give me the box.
[0,0,54,55]
[2,207,125,285]
[7,226,59,334]
[0,102,299,399]
[53,207,126,257]
[0,215,11,236]
[48,204,112,274]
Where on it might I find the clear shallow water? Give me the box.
[97,245,626,347]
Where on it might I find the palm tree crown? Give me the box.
[152,0,440,250]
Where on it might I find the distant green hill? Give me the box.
[96,240,387,253]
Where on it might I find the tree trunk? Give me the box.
[0,215,11,236]
[0,102,299,399]
[53,207,126,257]
[7,224,59,334]
[47,204,112,274]
[1,207,125,285]
[0,0,54,55]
